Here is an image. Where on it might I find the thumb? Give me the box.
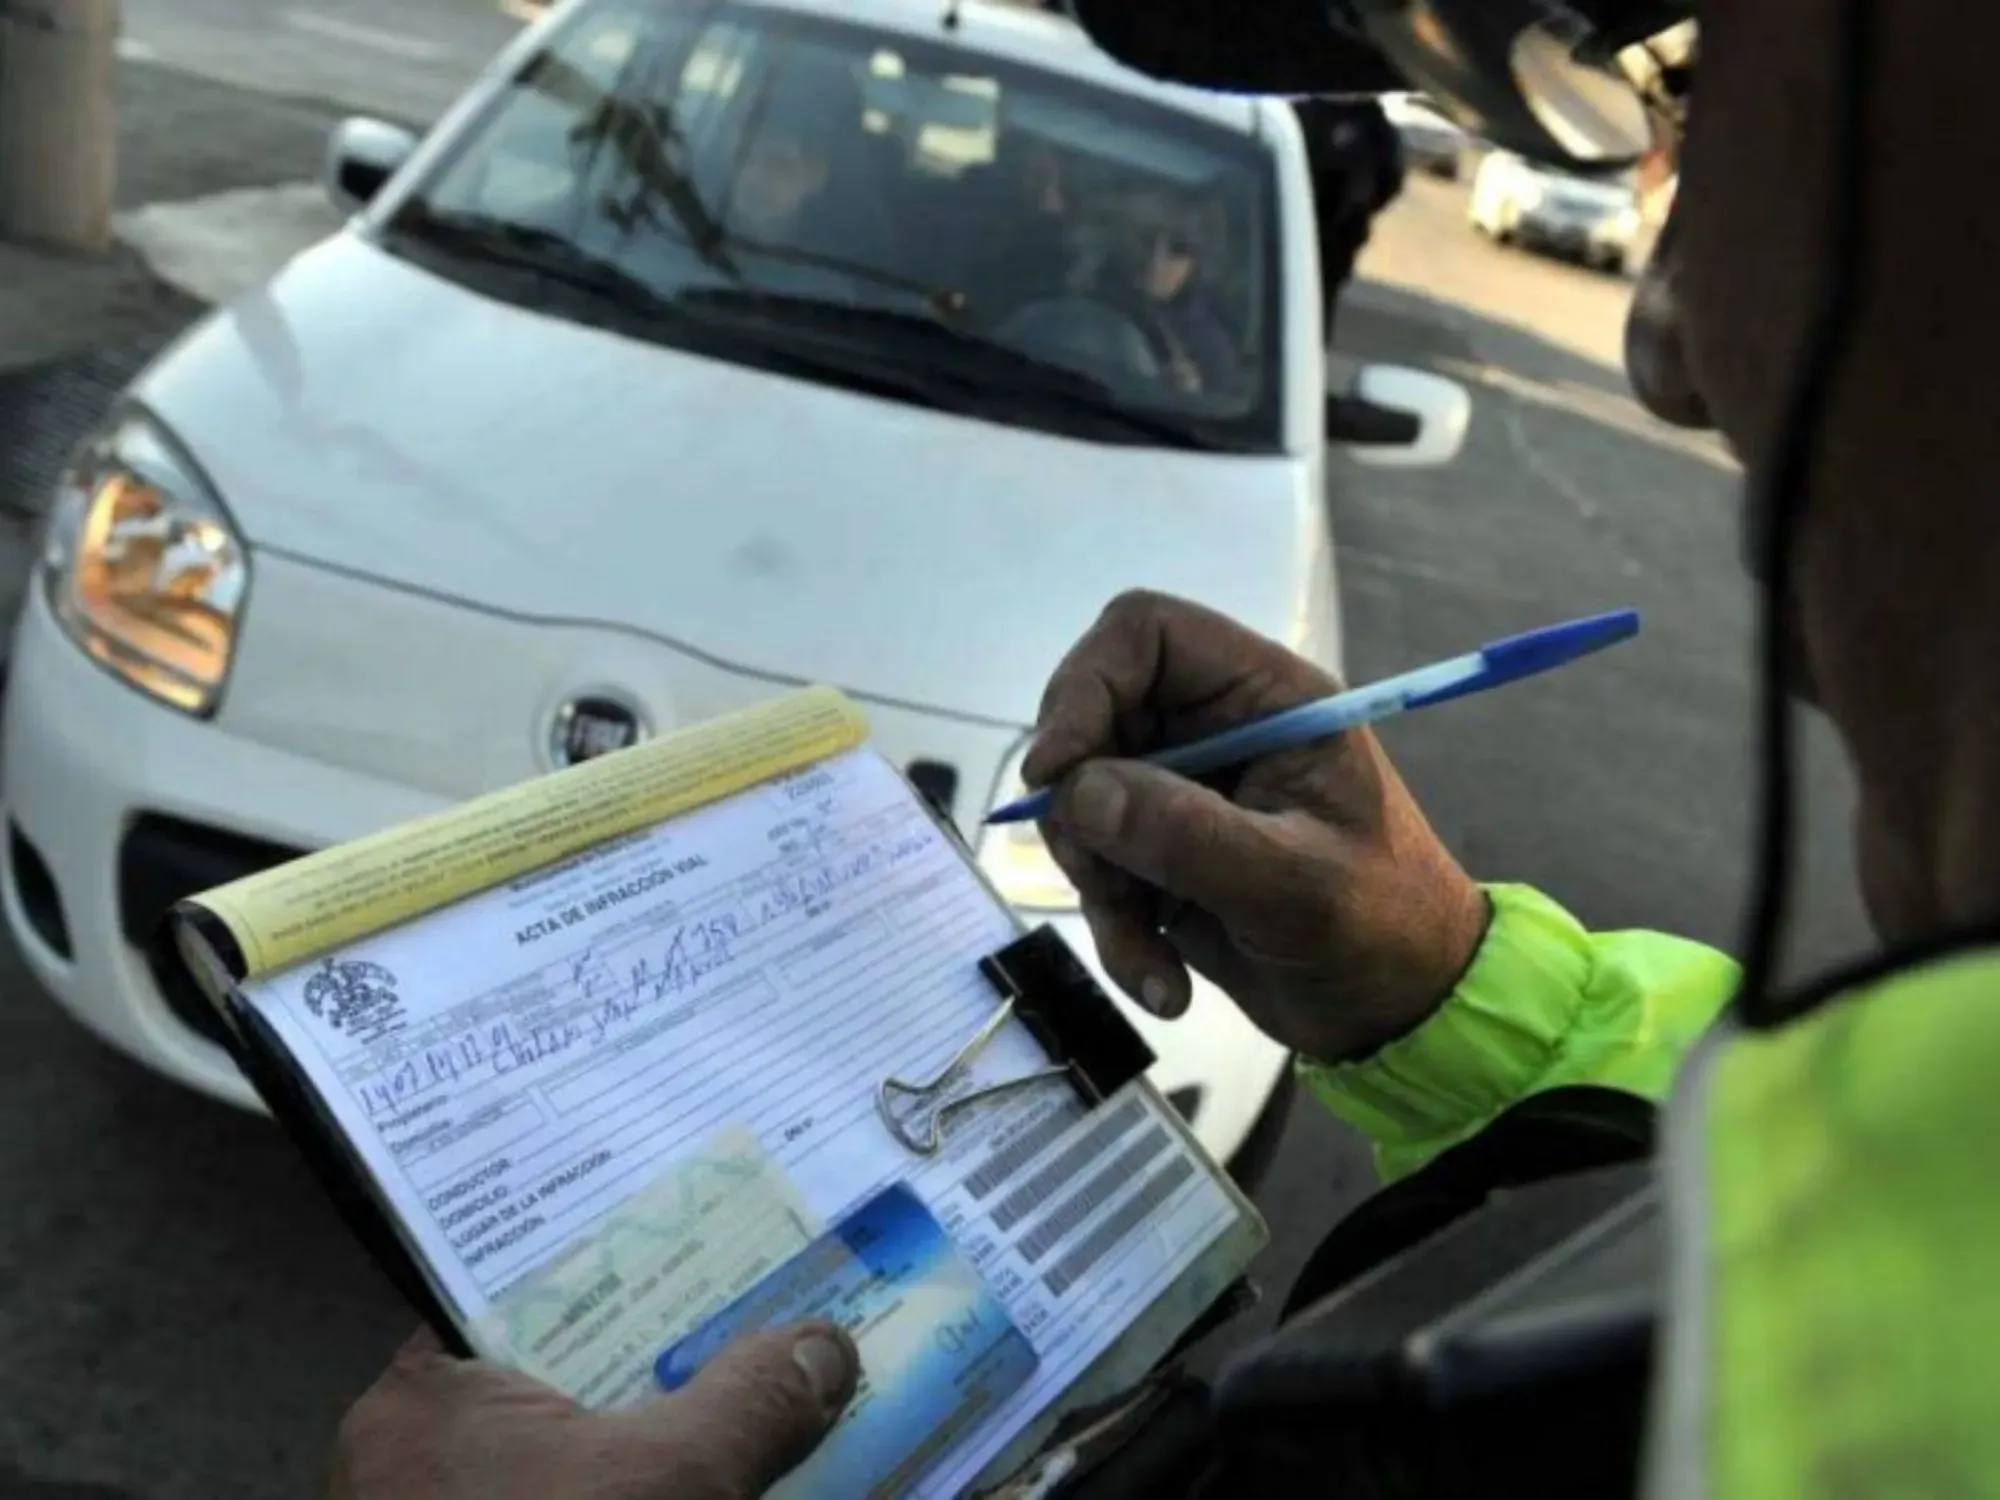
[622,1323,858,1498]
[1051,760,1300,917]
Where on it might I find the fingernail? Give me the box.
[1140,975,1171,1016]
[792,1331,855,1415]
[1067,765,1127,843]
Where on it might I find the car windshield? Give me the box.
[1519,155,1636,192]
[379,0,1281,449]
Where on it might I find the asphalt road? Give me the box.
[0,48,1874,1498]
[1217,172,1871,1366]
[120,0,518,125]
[1340,174,1867,977]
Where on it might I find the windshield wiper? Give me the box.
[711,236,968,314]
[389,204,680,319]
[385,216,1236,450]
[678,290,1081,375]
[673,290,1238,451]
[383,220,981,413]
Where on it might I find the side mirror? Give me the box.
[1329,364,1472,469]
[324,117,421,211]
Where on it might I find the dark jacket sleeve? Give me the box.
[1053,1085,1661,1500]
[1053,884,1735,1499]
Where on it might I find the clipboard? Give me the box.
[172,686,1268,1495]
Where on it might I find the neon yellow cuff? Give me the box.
[1300,883,1738,1181]
[1303,883,1590,1147]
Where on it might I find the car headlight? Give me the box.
[975,743,1079,912]
[40,412,249,715]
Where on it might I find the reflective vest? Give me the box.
[1647,947,2000,1496]
[1305,885,2000,1493]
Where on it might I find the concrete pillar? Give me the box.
[0,0,120,253]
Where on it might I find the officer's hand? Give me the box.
[1027,591,1489,1065]
[329,1323,857,1500]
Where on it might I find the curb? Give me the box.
[116,182,343,305]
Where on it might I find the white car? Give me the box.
[1381,93,1471,180]
[2,0,1465,1174]
[1469,149,1641,274]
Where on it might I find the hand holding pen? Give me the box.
[1015,592,1637,1065]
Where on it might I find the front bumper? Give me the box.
[1516,207,1634,260]
[2,585,446,1106]
[2,568,1288,1158]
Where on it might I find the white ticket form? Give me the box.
[238,747,1246,1494]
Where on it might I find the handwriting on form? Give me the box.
[352,832,935,1119]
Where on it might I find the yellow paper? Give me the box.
[196,686,868,978]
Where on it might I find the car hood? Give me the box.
[136,233,1316,727]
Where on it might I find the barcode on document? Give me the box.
[989,1095,1148,1231]
[1043,1156,1198,1298]
[962,1098,1089,1202]
[1015,1124,1171,1265]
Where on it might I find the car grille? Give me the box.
[1552,191,1611,218]
[118,813,307,1046]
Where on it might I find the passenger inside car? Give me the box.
[729,110,831,241]
[727,63,893,259]
[1087,187,1244,396]
[948,133,1081,319]
[407,0,1274,425]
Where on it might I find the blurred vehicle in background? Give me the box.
[1468,149,1640,275]
[1380,93,1470,180]
[3,0,1473,1178]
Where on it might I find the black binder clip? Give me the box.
[876,924,1157,1155]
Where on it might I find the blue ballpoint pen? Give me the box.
[983,608,1640,826]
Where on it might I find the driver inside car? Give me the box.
[1120,194,1241,396]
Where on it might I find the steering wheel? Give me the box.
[991,294,1168,384]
